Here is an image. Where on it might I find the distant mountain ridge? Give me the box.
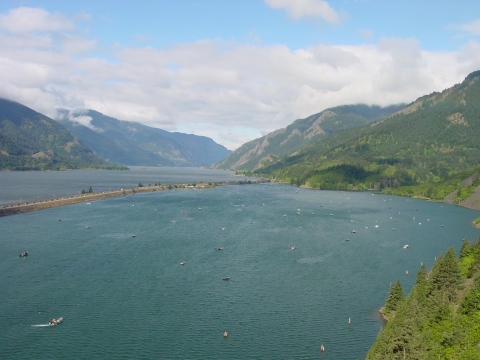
[214,104,405,171]
[0,98,120,171]
[56,109,231,167]
[255,71,480,190]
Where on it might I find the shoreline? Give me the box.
[0,180,269,217]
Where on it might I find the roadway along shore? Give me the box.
[0,180,268,217]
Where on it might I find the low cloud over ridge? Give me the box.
[0,7,480,150]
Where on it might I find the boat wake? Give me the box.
[31,324,51,327]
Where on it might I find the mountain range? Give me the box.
[0,98,232,170]
[0,99,122,171]
[250,71,480,192]
[214,104,405,171]
[56,109,231,167]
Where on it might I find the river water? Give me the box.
[1,169,479,359]
[0,167,255,204]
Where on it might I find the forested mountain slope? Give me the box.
[255,71,480,190]
[382,165,480,210]
[56,109,231,167]
[367,240,480,359]
[0,99,122,170]
[214,104,404,171]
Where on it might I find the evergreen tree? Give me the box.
[385,280,404,312]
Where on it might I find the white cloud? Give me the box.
[453,19,480,36]
[264,0,340,23]
[0,7,74,33]
[0,7,479,150]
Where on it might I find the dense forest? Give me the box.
[367,239,480,359]
[383,165,480,204]
[252,71,480,191]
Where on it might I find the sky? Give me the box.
[1,1,480,150]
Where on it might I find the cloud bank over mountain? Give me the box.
[0,4,480,149]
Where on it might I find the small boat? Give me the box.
[171,220,177,223]
[321,343,325,352]
[20,251,28,257]
[374,225,379,228]
[351,230,356,233]
[180,262,185,265]
[49,317,63,326]
[403,245,409,249]
[215,247,224,251]
[223,331,228,338]
[291,246,296,250]
[345,239,349,241]
[84,226,90,229]
[222,277,230,281]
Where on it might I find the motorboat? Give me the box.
[215,247,224,251]
[222,277,230,281]
[290,246,296,250]
[20,251,28,257]
[49,317,63,326]
[180,262,185,265]
[351,230,356,233]
[403,245,409,249]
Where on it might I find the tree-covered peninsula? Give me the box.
[367,239,480,359]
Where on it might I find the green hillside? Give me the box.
[383,165,480,206]
[57,109,231,167]
[214,104,404,171]
[254,71,480,190]
[0,99,125,170]
[367,239,480,359]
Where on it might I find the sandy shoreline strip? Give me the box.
[0,180,266,217]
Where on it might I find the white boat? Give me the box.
[291,246,296,250]
[403,245,409,249]
[49,317,63,326]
